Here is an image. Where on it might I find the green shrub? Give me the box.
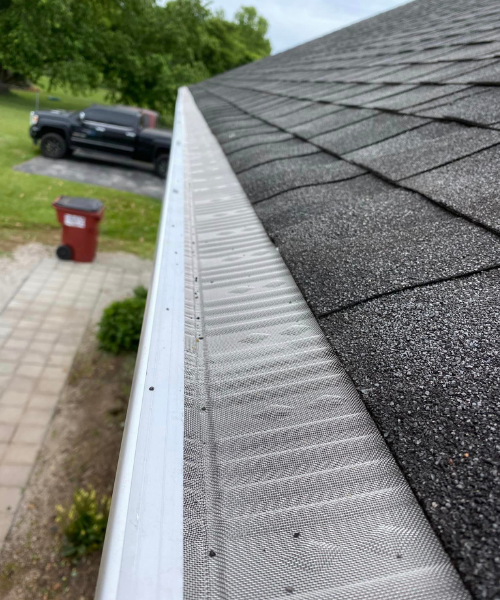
[97,286,147,354]
[55,486,111,558]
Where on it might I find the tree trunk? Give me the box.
[0,65,8,92]
[0,64,30,92]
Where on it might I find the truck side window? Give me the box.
[82,108,139,128]
[105,111,139,128]
[83,108,105,123]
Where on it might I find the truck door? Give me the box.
[71,107,138,155]
[70,107,107,150]
[97,109,139,155]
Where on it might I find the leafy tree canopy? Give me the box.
[0,0,271,115]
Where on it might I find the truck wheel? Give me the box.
[154,154,169,179]
[40,132,68,159]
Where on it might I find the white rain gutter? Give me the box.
[95,89,186,600]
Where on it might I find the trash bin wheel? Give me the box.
[56,244,73,261]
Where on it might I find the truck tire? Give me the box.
[40,132,68,159]
[154,153,169,179]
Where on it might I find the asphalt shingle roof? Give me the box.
[190,1,500,597]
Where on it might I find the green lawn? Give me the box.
[0,84,161,258]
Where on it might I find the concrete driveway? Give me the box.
[14,149,165,200]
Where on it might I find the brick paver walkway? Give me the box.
[0,255,151,547]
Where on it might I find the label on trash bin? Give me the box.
[63,214,86,229]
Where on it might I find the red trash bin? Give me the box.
[53,196,105,262]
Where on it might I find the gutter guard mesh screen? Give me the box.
[182,90,469,600]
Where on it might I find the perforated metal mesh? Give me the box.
[182,90,469,600]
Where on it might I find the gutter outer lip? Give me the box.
[95,88,186,600]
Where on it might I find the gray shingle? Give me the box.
[312,112,428,155]
[291,82,355,100]
[204,108,246,119]
[318,83,381,101]
[375,62,455,82]
[242,95,293,111]
[239,95,286,112]
[217,125,280,144]
[203,109,242,121]
[405,87,488,114]
[404,143,500,231]
[366,84,468,110]
[210,117,266,134]
[238,153,365,203]
[416,86,500,125]
[448,58,500,83]
[227,139,319,174]
[361,64,413,83]
[290,107,377,139]
[436,41,500,60]
[257,99,312,118]
[346,121,500,180]
[271,103,344,128]
[254,175,391,241]
[276,81,343,100]
[416,59,497,83]
[223,132,293,154]
[318,69,354,82]
[280,215,500,314]
[340,84,415,106]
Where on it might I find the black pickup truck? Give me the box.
[29,105,172,178]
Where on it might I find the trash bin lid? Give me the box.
[54,196,103,213]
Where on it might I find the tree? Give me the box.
[99,0,272,115]
[99,0,213,115]
[0,0,272,115]
[234,6,271,62]
[201,6,270,74]
[0,0,129,91]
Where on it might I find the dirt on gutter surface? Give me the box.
[0,330,135,600]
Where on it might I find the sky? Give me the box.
[214,0,410,54]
